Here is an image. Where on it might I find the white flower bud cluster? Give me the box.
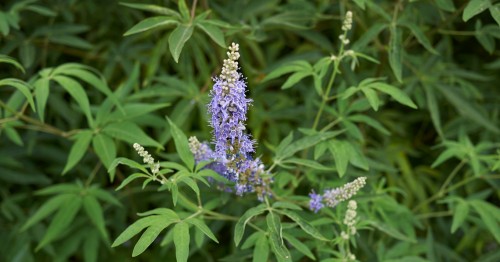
[338,11,353,46]
[323,177,367,208]
[339,35,350,45]
[342,11,353,31]
[133,143,159,175]
[188,136,202,155]
[339,200,358,243]
[220,42,240,93]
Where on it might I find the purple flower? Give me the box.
[208,43,254,159]
[309,191,324,213]
[189,43,273,200]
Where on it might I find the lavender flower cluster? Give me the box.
[189,43,272,200]
[309,177,366,213]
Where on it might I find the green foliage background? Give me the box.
[1,0,499,261]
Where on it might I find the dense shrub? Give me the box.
[1,0,499,261]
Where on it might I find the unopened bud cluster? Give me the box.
[343,200,358,235]
[309,177,366,213]
[133,143,159,175]
[339,11,353,45]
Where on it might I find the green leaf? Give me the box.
[253,233,269,262]
[328,140,349,177]
[168,24,194,63]
[132,221,171,257]
[281,71,312,89]
[451,200,469,233]
[108,157,149,183]
[102,121,162,148]
[22,194,73,231]
[124,16,178,36]
[402,22,438,54]
[361,87,380,111]
[92,133,117,171]
[369,82,417,109]
[112,215,163,247]
[263,61,311,82]
[234,204,267,246]
[53,75,93,125]
[34,78,50,122]
[277,209,328,241]
[490,4,500,26]
[435,84,500,133]
[278,131,344,160]
[435,0,456,12]
[88,188,122,207]
[348,114,390,135]
[0,12,8,36]
[423,84,443,138]
[282,158,334,171]
[116,173,150,191]
[186,218,219,243]
[0,78,35,112]
[267,213,291,262]
[196,21,226,48]
[177,0,190,20]
[463,0,491,22]
[389,25,403,82]
[63,130,93,174]
[272,201,302,211]
[36,183,81,195]
[83,195,109,243]
[0,54,25,73]
[137,208,180,218]
[119,2,181,18]
[37,195,82,250]
[283,232,315,260]
[173,222,190,262]
[470,200,500,243]
[167,117,194,170]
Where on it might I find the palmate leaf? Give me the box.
[21,194,73,231]
[36,195,82,250]
[113,210,179,257]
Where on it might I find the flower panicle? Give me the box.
[133,143,159,175]
[190,42,273,200]
[309,177,366,212]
